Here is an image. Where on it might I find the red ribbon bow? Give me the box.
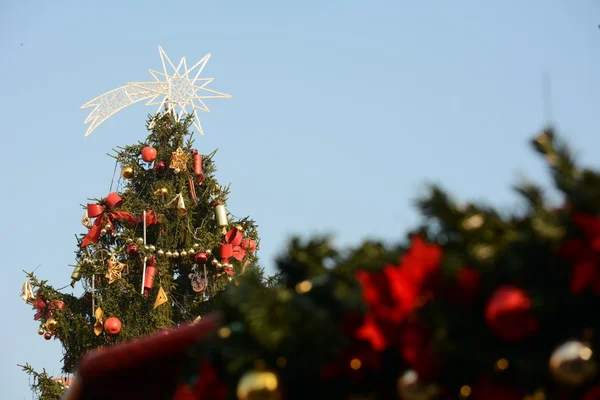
[82,194,137,247]
[33,296,65,321]
[219,228,257,270]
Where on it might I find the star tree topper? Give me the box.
[81,46,231,137]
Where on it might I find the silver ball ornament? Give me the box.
[550,341,597,386]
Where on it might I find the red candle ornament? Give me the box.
[192,150,204,183]
[104,317,122,335]
[144,257,157,296]
[142,146,157,162]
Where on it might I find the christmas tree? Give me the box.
[127,128,597,400]
[20,47,262,400]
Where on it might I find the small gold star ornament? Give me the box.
[170,147,189,173]
[106,254,126,284]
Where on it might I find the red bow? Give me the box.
[33,296,65,321]
[219,228,257,268]
[82,196,137,247]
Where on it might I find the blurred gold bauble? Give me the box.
[180,250,187,257]
[154,187,169,197]
[166,251,172,258]
[237,370,281,400]
[121,167,134,179]
[211,184,221,195]
[211,259,219,266]
[45,318,58,332]
[136,238,144,245]
[157,249,165,256]
[172,251,180,258]
[397,370,439,400]
[205,249,212,255]
[549,340,597,385]
[38,328,45,335]
[100,229,107,235]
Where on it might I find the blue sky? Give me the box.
[1,1,599,397]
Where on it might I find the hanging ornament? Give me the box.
[189,264,208,293]
[45,318,58,332]
[154,160,166,173]
[485,285,538,342]
[236,370,281,400]
[215,204,228,226]
[397,370,440,400]
[121,166,134,179]
[211,184,221,196]
[549,340,597,386]
[153,286,168,310]
[144,257,157,296]
[167,193,187,216]
[20,280,35,303]
[70,264,82,286]
[169,147,189,173]
[105,254,126,284]
[192,150,204,183]
[141,146,157,162]
[104,317,122,335]
[188,176,198,204]
[126,244,138,257]
[37,328,45,335]
[154,187,169,199]
[44,332,52,340]
[81,210,93,229]
[93,307,104,336]
[195,252,208,264]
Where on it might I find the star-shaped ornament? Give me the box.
[106,254,126,284]
[170,147,189,173]
[81,46,231,137]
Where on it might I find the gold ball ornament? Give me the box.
[136,238,144,245]
[157,249,165,256]
[101,229,107,235]
[235,224,244,232]
[180,250,187,257]
[237,370,281,400]
[105,223,112,230]
[193,243,200,250]
[211,259,219,266]
[188,248,195,255]
[121,167,134,179]
[205,249,212,255]
[45,318,58,332]
[166,251,172,258]
[149,245,156,252]
[172,251,180,258]
[126,238,133,244]
[211,184,221,196]
[38,328,45,335]
[397,370,440,400]
[549,340,597,386]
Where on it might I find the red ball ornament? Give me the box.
[154,160,166,173]
[44,332,52,340]
[104,317,122,335]
[126,244,138,256]
[195,252,208,264]
[141,146,157,162]
[485,285,538,342]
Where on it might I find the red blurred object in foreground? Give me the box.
[64,313,221,400]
